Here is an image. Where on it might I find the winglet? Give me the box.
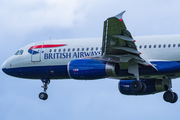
[115,11,126,20]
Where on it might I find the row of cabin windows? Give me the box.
[49,47,102,52]
[139,44,180,49]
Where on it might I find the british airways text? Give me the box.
[44,51,101,59]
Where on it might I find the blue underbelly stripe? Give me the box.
[3,61,180,79]
[2,65,70,79]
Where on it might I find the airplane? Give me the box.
[2,11,180,103]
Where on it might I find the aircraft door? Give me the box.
[31,42,44,62]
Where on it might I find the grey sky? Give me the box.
[1,0,180,120]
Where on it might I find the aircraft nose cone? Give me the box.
[1,61,7,73]
[2,61,6,69]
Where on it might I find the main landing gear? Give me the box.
[128,61,178,103]
[131,78,178,103]
[39,78,50,100]
[131,80,146,93]
[129,61,147,93]
[162,77,178,103]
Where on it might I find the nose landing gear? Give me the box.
[39,78,50,100]
[39,92,48,100]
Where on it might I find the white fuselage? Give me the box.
[2,34,180,79]
[136,34,180,61]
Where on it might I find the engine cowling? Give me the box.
[118,79,167,95]
[67,59,120,80]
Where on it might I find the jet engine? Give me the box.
[118,79,167,95]
[67,59,120,80]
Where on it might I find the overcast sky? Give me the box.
[1,0,180,120]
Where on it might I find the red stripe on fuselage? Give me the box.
[29,44,67,50]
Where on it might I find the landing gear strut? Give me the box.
[39,78,50,100]
[128,60,178,103]
[128,61,146,93]
[163,77,178,103]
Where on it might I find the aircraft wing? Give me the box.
[102,11,146,64]
[91,11,157,79]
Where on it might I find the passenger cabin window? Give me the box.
[59,49,61,52]
[178,44,180,47]
[173,44,176,47]
[144,45,147,49]
[72,48,75,51]
[154,45,156,48]
[86,48,89,51]
[82,48,84,51]
[49,49,52,52]
[77,48,80,51]
[54,49,56,52]
[63,49,66,52]
[163,44,166,48]
[96,47,98,50]
[149,45,151,48]
[158,45,161,48]
[91,47,94,51]
[168,44,171,48]
[139,45,142,49]
[68,48,70,52]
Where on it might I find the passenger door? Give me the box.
[31,42,44,62]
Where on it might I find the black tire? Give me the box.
[131,81,143,92]
[139,82,146,93]
[39,92,48,100]
[163,91,174,102]
[170,92,178,103]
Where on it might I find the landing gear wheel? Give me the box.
[139,82,146,93]
[39,78,50,100]
[163,91,174,102]
[39,92,48,100]
[131,81,143,92]
[170,92,178,103]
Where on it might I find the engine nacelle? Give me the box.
[67,59,120,80]
[118,79,167,95]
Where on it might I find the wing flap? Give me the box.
[113,47,140,55]
[112,35,134,42]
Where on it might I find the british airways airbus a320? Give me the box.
[2,11,180,103]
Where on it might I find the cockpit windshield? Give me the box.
[19,50,24,55]
[15,50,24,55]
[15,50,20,55]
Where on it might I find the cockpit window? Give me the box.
[15,50,23,55]
[15,50,20,55]
[19,50,24,55]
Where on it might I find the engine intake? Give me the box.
[67,59,120,80]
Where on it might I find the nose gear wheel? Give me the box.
[39,92,48,100]
[39,79,50,100]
